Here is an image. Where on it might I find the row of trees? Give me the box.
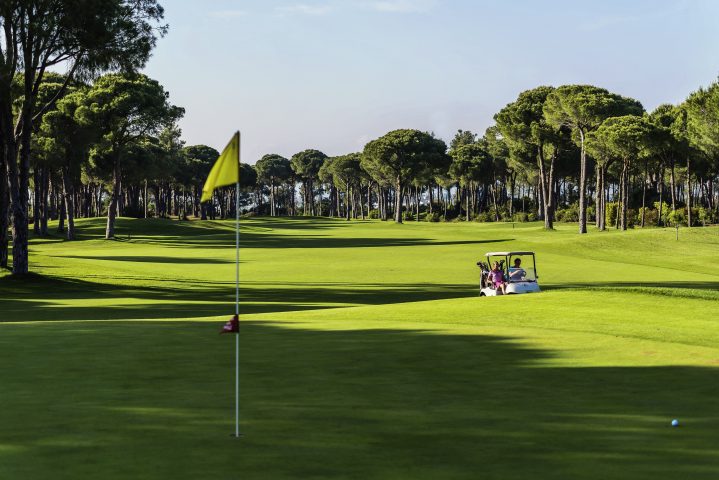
[4,4,719,277]
[233,81,719,233]
[19,80,719,252]
[0,0,168,275]
[7,74,719,276]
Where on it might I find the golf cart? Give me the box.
[477,251,540,296]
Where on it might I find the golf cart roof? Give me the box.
[485,251,535,256]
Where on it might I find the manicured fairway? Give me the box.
[2,218,719,479]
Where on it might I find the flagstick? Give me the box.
[235,131,241,438]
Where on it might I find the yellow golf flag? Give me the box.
[201,131,240,203]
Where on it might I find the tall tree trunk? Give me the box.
[290,181,296,216]
[415,186,420,222]
[686,157,692,227]
[33,167,41,234]
[57,196,65,233]
[200,184,208,220]
[360,185,366,220]
[366,184,371,219]
[270,180,275,217]
[428,184,433,214]
[61,167,75,240]
[595,164,602,229]
[8,127,31,274]
[40,170,49,236]
[491,184,500,222]
[578,129,588,234]
[658,165,664,226]
[615,178,621,229]
[708,178,714,211]
[640,159,647,228]
[620,159,628,231]
[465,186,470,222]
[537,146,555,229]
[0,147,7,268]
[97,184,103,218]
[669,159,676,212]
[1,99,23,272]
[598,166,604,231]
[106,157,121,239]
[536,178,543,221]
[336,185,342,218]
[443,187,448,220]
[509,174,515,219]
[346,182,351,221]
[394,179,403,223]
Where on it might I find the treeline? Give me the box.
[0,0,169,275]
[4,3,719,278]
[234,83,719,233]
[7,81,719,278]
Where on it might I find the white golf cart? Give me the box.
[477,251,540,296]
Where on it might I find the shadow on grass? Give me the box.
[132,233,513,250]
[6,271,719,322]
[545,281,719,300]
[0,273,480,321]
[57,255,235,264]
[0,321,717,479]
[34,217,514,249]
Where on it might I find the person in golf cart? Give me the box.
[508,258,527,281]
[488,261,507,294]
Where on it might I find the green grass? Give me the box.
[2,217,719,479]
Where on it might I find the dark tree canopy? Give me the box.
[76,73,183,238]
[362,129,447,223]
[543,85,644,233]
[290,149,327,180]
[0,0,167,274]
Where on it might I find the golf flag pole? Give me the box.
[201,131,242,437]
[235,131,240,438]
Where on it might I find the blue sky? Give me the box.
[142,0,719,162]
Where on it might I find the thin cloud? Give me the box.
[275,3,333,15]
[361,0,437,13]
[579,1,690,31]
[208,9,248,19]
[579,14,634,32]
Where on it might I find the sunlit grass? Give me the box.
[1,217,718,479]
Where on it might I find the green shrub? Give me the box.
[586,204,596,222]
[697,207,716,225]
[402,211,416,221]
[653,201,670,225]
[497,206,510,221]
[513,212,529,222]
[425,212,441,222]
[668,208,686,226]
[527,212,538,222]
[475,211,494,222]
[606,202,619,227]
[367,209,380,219]
[555,203,579,222]
[637,207,658,226]
[626,208,637,228]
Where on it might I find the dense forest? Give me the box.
[3,2,719,276]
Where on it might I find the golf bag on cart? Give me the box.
[477,261,490,288]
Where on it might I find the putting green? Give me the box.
[1,217,718,479]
